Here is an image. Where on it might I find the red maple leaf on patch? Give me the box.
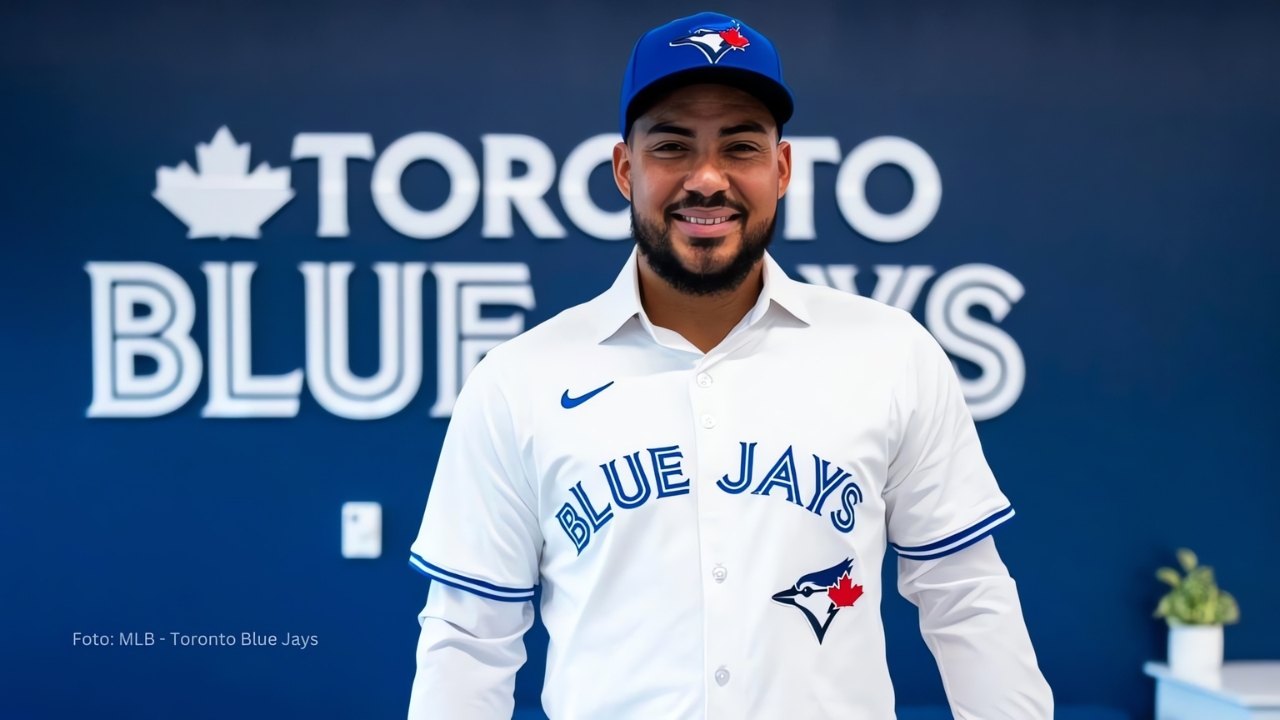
[827,573,864,608]
[720,27,750,49]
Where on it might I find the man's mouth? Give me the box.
[668,208,742,238]
[670,212,740,226]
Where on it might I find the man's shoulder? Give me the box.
[788,277,927,344]
[457,293,614,417]
[479,291,613,370]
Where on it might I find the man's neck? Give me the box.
[636,257,765,354]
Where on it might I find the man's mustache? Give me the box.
[665,192,747,214]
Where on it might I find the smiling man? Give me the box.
[408,12,1052,720]
[619,82,789,352]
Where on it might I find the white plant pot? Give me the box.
[1167,623,1223,679]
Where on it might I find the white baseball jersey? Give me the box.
[410,249,1016,718]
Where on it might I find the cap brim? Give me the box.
[624,66,795,139]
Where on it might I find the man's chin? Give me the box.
[681,238,731,254]
[669,231,737,258]
[672,245,738,276]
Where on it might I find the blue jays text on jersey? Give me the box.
[556,441,863,554]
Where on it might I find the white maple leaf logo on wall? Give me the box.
[153,126,295,240]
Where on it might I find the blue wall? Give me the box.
[2,1,1278,718]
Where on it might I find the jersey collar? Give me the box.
[591,247,812,344]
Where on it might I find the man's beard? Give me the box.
[632,193,776,296]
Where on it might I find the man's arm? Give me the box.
[898,536,1053,719]
[406,353,542,717]
[408,583,533,720]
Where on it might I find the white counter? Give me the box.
[1144,661,1280,720]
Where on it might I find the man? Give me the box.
[409,11,1052,719]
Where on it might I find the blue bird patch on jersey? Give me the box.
[772,557,865,644]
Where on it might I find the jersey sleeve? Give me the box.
[409,356,541,601]
[883,318,1014,561]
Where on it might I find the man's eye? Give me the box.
[729,143,760,153]
[653,143,685,152]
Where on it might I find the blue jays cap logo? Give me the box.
[772,557,865,644]
[669,21,751,64]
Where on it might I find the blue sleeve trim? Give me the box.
[407,553,536,601]
[410,563,535,602]
[891,505,1015,561]
[894,524,1000,561]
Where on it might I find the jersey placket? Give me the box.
[689,327,759,719]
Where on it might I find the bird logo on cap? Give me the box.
[669,22,750,64]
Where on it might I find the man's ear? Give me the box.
[612,141,632,201]
[776,140,792,199]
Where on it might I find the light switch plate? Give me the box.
[341,501,382,559]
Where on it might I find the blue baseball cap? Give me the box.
[620,12,794,139]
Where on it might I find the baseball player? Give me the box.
[408,11,1052,719]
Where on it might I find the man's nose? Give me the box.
[682,152,730,198]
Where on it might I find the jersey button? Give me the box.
[696,373,713,388]
[712,565,727,583]
[714,666,730,686]
[700,414,716,429]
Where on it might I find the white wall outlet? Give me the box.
[341,501,382,559]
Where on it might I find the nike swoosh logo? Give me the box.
[561,381,614,409]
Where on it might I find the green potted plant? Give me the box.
[1154,548,1240,677]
